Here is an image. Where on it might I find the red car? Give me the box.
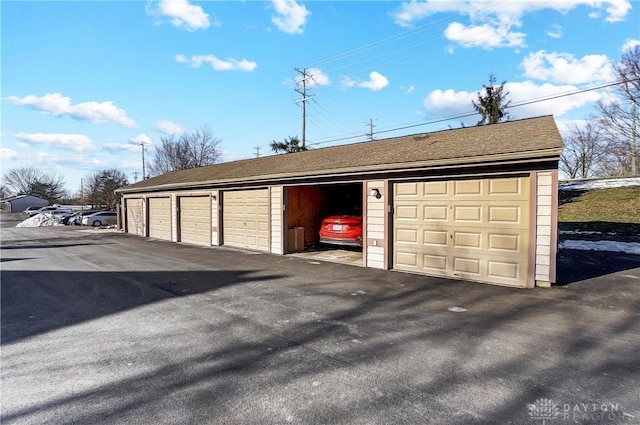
[319,215,363,247]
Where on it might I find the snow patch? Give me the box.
[559,240,640,255]
[16,214,64,228]
[560,177,640,191]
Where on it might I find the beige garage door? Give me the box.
[148,197,171,241]
[126,198,144,236]
[179,196,211,246]
[223,189,269,252]
[393,177,530,287]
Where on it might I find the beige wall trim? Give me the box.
[550,169,559,283]
[528,172,538,288]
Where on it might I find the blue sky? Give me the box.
[2,0,639,193]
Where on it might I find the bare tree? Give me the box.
[2,167,67,202]
[560,120,606,179]
[270,136,308,154]
[596,45,640,176]
[81,169,128,210]
[472,73,512,125]
[148,127,222,177]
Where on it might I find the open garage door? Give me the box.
[223,189,269,252]
[179,196,211,246]
[126,198,144,236]
[148,197,171,241]
[393,177,530,287]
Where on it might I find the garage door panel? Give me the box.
[179,196,211,246]
[393,177,529,286]
[223,189,269,252]
[148,198,171,240]
[126,199,144,236]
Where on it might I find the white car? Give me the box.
[81,211,117,227]
[26,206,67,217]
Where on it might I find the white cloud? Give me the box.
[521,51,614,84]
[357,72,389,91]
[622,38,640,52]
[175,54,257,71]
[0,147,19,160]
[424,88,475,116]
[271,0,310,35]
[392,1,631,49]
[546,24,563,39]
[303,68,331,87]
[15,133,93,152]
[4,93,135,127]
[423,80,606,120]
[156,120,186,134]
[130,133,152,146]
[104,143,142,154]
[506,80,604,117]
[444,22,525,49]
[152,0,210,31]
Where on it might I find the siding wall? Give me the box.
[534,171,557,286]
[211,190,220,246]
[270,186,283,254]
[365,180,386,269]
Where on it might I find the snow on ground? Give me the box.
[559,240,640,255]
[560,176,640,191]
[16,214,64,228]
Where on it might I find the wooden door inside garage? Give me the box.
[148,197,171,241]
[223,189,269,252]
[393,177,530,287]
[179,196,211,246]
[126,198,144,236]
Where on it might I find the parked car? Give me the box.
[24,206,46,215]
[81,211,117,227]
[26,206,71,217]
[319,215,363,247]
[44,209,74,221]
[66,210,98,225]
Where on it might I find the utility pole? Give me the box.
[366,119,376,141]
[131,171,139,183]
[254,146,261,158]
[294,67,314,150]
[141,141,147,180]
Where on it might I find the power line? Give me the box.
[306,78,636,148]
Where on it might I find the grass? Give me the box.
[558,186,640,241]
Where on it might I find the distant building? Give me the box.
[1,195,49,213]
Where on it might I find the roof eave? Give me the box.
[116,148,561,195]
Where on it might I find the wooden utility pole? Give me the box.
[294,67,314,149]
[254,146,261,158]
[141,141,146,179]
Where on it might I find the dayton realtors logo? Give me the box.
[527,398,633,423]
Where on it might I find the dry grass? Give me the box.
[558,186,640,241]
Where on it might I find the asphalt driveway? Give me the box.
[1,215,639,424]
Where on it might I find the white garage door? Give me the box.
[393,177,530,287]
[126,198,144,236]
[223,189,269,252]
[148,197,171,241]
[179,196,211,246]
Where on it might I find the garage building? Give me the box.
[116,115,563,288]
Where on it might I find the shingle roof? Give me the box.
[118,115,563,193]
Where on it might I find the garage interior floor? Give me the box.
[289,246,363,267]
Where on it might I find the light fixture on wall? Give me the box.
[369,188,381,199]
[212,195,217,201]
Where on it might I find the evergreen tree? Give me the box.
[472,73,512,125]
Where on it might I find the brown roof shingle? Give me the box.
[118,115,563,193]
